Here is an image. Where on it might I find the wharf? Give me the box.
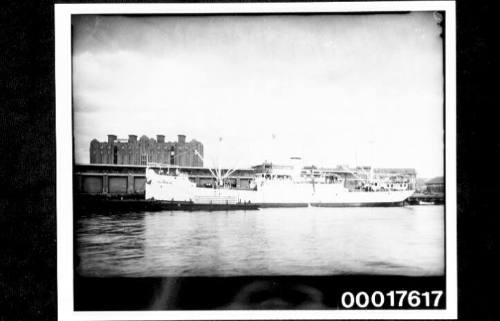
[406,193,444,205]
[74,194,259,214]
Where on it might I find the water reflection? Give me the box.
[76,206,444,277]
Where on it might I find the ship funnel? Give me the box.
[290,157,303,181]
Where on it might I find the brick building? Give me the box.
[89,134,203,167]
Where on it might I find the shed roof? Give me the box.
[426,176,444,185]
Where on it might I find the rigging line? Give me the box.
[194,150,218,183]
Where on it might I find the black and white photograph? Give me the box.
[55,1,457,319]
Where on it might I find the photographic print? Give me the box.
[56,1,456,320]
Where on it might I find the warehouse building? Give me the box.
[425,176,444,194]
[89,134,203,167]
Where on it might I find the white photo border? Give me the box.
[56,1,457,320]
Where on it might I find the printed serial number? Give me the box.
[341,290,443,308]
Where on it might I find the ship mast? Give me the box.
[194,150,222,186]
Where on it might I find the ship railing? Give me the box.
[146,162,182,169]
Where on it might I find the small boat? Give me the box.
[418,200,435,205]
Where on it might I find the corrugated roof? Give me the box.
[426,176,444,185]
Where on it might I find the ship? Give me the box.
[145,158,415,208]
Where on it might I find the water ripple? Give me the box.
[76,206,444,277]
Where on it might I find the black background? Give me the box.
[0,0,496,320]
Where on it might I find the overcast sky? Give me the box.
[72,12,444,178]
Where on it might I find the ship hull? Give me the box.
[256,202,309,208]
[145,169,414,208]
[310,189,414,207]
[147,185,413,208]
[311,201,405,207]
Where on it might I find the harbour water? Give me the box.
[76,205,444,277]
